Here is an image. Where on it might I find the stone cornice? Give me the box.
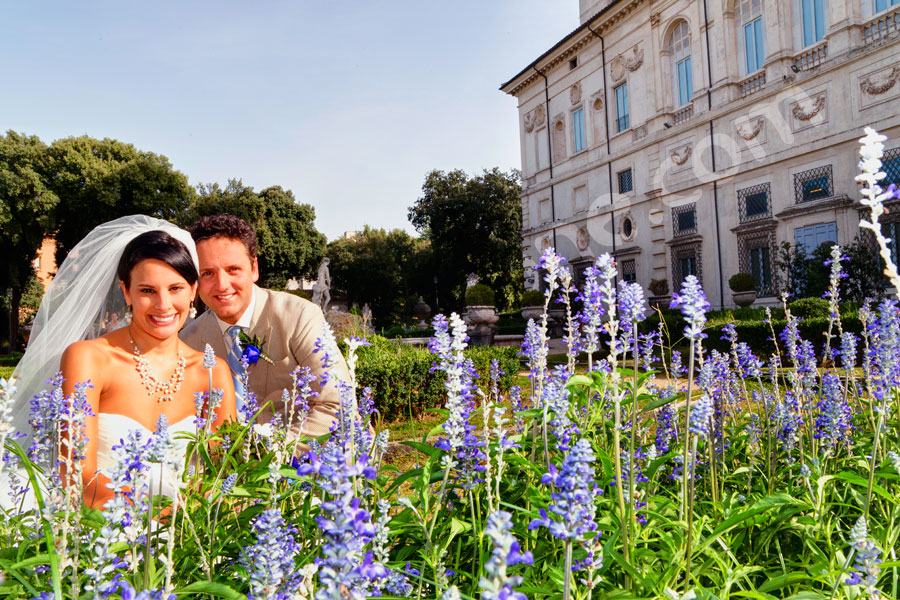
[730,218,778,235]
[501,0,645,97]
[775,195,853,219]
[666,233,703,246]
[613,245,642,257]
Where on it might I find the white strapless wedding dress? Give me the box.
[0,413,196,513]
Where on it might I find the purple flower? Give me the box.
[815,372,854,452]
[480,510,533,600]
[845,517,882,596]
[655,403,678,454]
[670,275,710,341]
[238,508,303,599]
[688,394,714,438]
[529,438,599,541]
[298,442,386,599]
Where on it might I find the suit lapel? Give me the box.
[201,310,229,364]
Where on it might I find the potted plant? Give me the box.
[520,289,545,321]
[648,278,670,308]
[464,283,499,345]
[729,272,758,308]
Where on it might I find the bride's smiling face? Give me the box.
[121,258,197,339]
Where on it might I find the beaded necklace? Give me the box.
[129,329,186,403]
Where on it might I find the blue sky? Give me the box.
[1,1,575,240]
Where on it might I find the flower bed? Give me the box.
[1,129,899,599]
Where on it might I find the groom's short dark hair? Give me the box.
[188,214,258,259]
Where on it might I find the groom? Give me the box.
[180,214,350,438]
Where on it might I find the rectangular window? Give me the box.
[673,203,697,236]
[618,169,633,194]
[876,0,900,13]
[676,57,693,106]
[883,147,900,188]
[749,245,772,295]
[738,182,771,222]
[802,0,826,47]
[572,108,586,153]
[794,165,834,204]
[615,83,630,132]
[794,221,837,255]
[885,222,900,265]
[680,256,697,280]
[621,259,637,283]
[744,17,765,73]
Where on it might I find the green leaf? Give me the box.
[175,581,245,598]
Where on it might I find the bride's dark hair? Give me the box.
[117,230,198,287]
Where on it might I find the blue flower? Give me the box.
[480,510,533,600]
[238,508,303,599]
[202,343,216,369]
[670,275,710,341]
[242,344,261,365]
[845,517,882,596]
[529,438,599,541]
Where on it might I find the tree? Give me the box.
[408,168,522,311]
[328,227,432,325]
[187,180,326,289]
[47,136,192,265]
[0,131,59,351]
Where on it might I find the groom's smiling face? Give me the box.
[195,236,259,325]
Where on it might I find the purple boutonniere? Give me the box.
[238,331,274,366]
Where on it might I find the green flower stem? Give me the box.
[682,339,696,589]
[564,539,573,600]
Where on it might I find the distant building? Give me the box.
[34,238,57,289]
[501,0,900,308]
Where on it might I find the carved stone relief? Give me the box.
[670,144,693,166]
[860,66,899,96]
[591,92,604,111]
[632,124,648,142]
[570,83,582,105]
[524,112,535,133]
[791,94,826,121]
[551,114,567,163]
[737,117,764,140]
[533,105,545,128]
[624,45,644,72]
[650,13,660,27]
[610,56,627,83]
[576,227,590,251]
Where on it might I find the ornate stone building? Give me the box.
[501,0,900,308]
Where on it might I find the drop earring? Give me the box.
[189,301,197,319]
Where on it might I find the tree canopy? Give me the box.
[328,227,432,325]
[47,136,192,265]
[187,180,326,289]
[0,131,59,349]
[408,168,522,310]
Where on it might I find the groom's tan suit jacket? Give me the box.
[180,285,349,438]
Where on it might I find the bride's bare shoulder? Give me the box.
[61,330,126,367]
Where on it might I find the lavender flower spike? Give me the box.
[480,510,533,600]
[857,127,900,295]
[238,508,303,599]
[529,438,599,541]
[845,516,882,596]
[670,275,710,341]
[202,343,216,370]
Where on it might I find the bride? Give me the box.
[3,215,237,510]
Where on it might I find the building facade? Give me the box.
[501,0,900,308]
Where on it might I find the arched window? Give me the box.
[668,21,693,107]
[740,0,765,73]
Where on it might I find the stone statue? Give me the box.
[311,258,331,312]
[361,303,373,332]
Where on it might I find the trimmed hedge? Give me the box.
[355,335,520,422]
[642,304,863,358]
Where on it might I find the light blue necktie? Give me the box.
[226,326,246,411]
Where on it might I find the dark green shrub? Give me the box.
[465,283,495,306]
[354,335,520,422]
[286,289,313,301]
[788,297,830,320]
[728,273,756,292]
[520,290,545,307]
